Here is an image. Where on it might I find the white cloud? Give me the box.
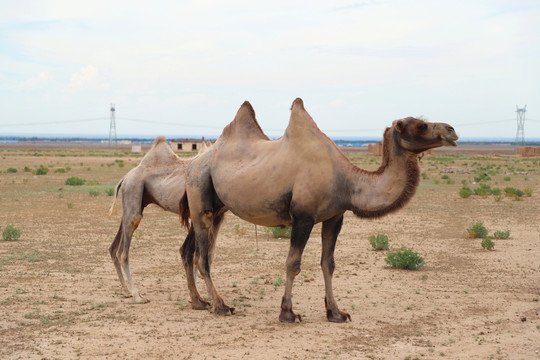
[67,64,108,92]
[17,71,52,90]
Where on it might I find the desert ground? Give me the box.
[0,144,538,359]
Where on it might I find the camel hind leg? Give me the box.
[321,214,351,322]
[109,223,130,296]
[181,227,210,310]
[118,214,147,303]
[279,215,314,323]
[193,208,233,315]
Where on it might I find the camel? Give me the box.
[109,136,204,303]
[179,98,458,322]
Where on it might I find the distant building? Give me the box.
[170,138,209,152]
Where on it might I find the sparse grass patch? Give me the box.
[88,190,100,197]
[6,167,17,173]
[105,188,115,196]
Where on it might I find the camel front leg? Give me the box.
[279,216,314,323]
[321,214,351,322]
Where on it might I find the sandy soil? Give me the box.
[0,147,539,359]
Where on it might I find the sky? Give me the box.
[1,0,539,140]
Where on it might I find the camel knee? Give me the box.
[286,259,302,277]
[128,215,142,231]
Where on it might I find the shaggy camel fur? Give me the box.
[180,98,458,322]
[109,136,197,303]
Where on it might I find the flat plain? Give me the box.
[0,145,539,359]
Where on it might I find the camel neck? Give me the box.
[346,128,420,218]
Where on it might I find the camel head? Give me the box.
[392,117,458,154]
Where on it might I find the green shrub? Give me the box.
[524,188,533,197]
[481,237,495,250]
[491,187,501,196]
[421,173,428,180]
[385,248,424,270]
[504,176,511,181]
[33,165,49,175]
[23,166,31,172]
[368,234,389,250]
[466,222,488,239]
[65,176,85,186]
[504,187,524,198]
[54,168,66,173]
[105,188,115,196]
[441,174,449,180]
[267,227,292,238]
[6,167,17,173]
[459,187,472,198]
[492,230,510,239]
[2,224,21,241]
[473,184,492,197]
[474,173,491,182]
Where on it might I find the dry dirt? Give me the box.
[0,146,539,360]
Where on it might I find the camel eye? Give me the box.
[418,123,428,132]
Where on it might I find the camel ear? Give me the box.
[393,120,405,133]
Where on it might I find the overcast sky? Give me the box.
[1,0,539,139]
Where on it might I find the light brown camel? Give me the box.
[179,98,458,322]
[109,136,204,303]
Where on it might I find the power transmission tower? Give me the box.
[109,103,117,147]
[515,105,526,146]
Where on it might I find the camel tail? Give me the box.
[179,191,191,231]
[108,177,125,216]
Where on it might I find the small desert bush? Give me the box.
[23,166,31,172]
[2,224,22,241]
[466,222,488,239]
[524,188,533,197]
[504,187,524,198]
[105,188,115,196]
[6,167,17,173]
[473,184,492,197]
[267,226,292,238]
[54,168,66,173]
[492,230,510,239]
[385,248,424,270]
[441,174,449,180]
[481,237,495,250]
[65,176,85,186]
[459,187,472,198]
[368,234,389,250]
[33,165,49,175]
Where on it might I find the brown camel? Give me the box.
[179,98,458,322]
[109,136,203,303]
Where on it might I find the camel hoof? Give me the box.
[327,310,351,323]
[213,304,235,316]
[132,294,149,304]
[279,310,302,323]
[191,298,211,310]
